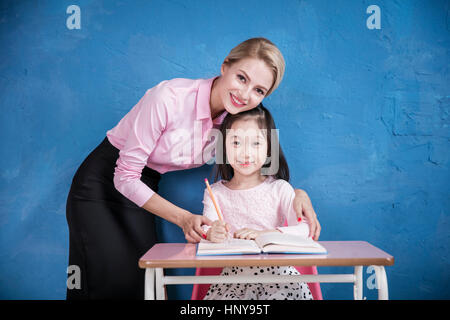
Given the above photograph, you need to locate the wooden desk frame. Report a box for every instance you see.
[139,241,393,300]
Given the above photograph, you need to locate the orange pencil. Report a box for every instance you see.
[204,178,224,221]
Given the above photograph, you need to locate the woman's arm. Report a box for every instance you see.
[142,193,212,243]
[112,89,169,207]
[293,189,321,240]
[112,88,213,243]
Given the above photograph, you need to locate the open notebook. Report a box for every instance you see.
[197,232,327,256]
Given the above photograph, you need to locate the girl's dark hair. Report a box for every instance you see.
[214,103,290,182]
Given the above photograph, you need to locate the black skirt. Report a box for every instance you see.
[66,137,161,299]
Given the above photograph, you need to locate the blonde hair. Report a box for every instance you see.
[223,38,285,96]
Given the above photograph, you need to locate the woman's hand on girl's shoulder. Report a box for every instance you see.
[293,189,321,240]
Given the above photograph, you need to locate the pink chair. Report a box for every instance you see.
[191,266,323,300]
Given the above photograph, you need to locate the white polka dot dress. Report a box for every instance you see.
[203,266,313,300]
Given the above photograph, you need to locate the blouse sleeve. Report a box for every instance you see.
[113,88,170,207]
[275,180,310,238]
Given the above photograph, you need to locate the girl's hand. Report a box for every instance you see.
[294,189,321,240]
[234,228,266,240]
[179,212,212,243]
[207,220,230,243]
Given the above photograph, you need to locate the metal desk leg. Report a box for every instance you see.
[144,268,155,300]
[353,266,363,300]
[155,268,166,300]
[373,265,389,300]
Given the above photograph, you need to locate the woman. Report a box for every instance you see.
[66,37,321,299]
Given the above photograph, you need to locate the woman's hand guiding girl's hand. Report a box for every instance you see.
[179,212,213,243]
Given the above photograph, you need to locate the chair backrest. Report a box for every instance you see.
[191,266,323,300]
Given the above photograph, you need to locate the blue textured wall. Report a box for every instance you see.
[0,0,448,299]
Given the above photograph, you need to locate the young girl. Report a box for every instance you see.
[201,104,314,300]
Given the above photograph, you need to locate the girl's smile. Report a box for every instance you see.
[238,161,254,167]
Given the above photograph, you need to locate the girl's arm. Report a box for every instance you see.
[201,188,230,242]
[201,188,222,227]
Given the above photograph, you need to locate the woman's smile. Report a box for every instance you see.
[230,93,246,108]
